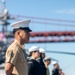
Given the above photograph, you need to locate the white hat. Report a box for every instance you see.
[39,48,45,53]
[10,19,32,32]
[52,61,58,65]
[44,56,51,61]
[29,46,40,52]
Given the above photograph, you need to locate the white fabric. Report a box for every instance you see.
[52,61,58,65]
[44,56,51,61]
[39,48,45,53]
[10,20,31,29]
[29,46,40,52]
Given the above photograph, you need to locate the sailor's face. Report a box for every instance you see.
[34,51,40,58]
[20,30,30,42]
[47,59,51,65]
[55,64,59,69]
[42,53,45,59]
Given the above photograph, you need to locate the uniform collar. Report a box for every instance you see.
[14,39,25,50]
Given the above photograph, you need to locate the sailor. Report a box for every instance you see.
[52,61,60,75]
[36,48,46,75]
[28,46,42,75]
[5,19,32,75]
[44,56,51,75]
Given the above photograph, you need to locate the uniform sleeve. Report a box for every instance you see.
[6,49,18,65]
[28,62,34,75]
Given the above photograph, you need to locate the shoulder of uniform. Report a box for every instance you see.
[7,42,19,53]
[52,68,58,72]
[28,60,34,66]
[36,58,41,61]
[28,59,35,63]
[36,58,40,60]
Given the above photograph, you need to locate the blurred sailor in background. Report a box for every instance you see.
[52,61,60,75]
[36,48,46,75]
[28,46,42,75]
[44,56,51,75]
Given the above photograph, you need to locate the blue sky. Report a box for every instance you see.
[6,0,75,32]
[0,0,75,75]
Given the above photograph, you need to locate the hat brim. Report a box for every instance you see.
[21,27,32,32]
[13,27,32,34]
[16,27,32,32]
[44,59,51,61]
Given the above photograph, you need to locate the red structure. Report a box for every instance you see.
[30,31,75,37]
[27,31,75,43]
[2,31,75,43]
